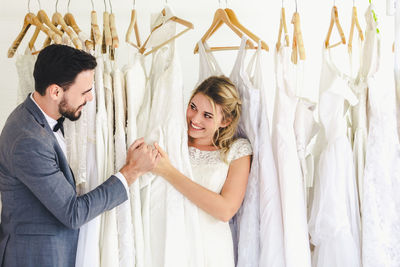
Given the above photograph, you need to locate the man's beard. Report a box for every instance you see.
[58,96,85,121]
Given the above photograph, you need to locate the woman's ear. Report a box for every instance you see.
[220,117,232,128]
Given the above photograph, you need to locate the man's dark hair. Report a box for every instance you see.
[33,44,97,95]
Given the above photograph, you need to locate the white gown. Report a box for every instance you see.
[75,49,101,267]
[189,139,252,267]
[112,66,135,267]
[100,58,120,267]
[294,99,318,208]
[309,46,361,267]
[396,0,400,137]
[124,51,147,267]
[15,48,36,104]
[362,4,400,267]
[140,6,203,267]
[197,37,285,267]
[272,46,311,267]
[230,38,285,267]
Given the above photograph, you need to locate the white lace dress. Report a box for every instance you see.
[308,46,361,267]
[189,138,252,267]
[362,4,400,266]
[272,45,311,267]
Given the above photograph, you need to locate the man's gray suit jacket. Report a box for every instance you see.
[0,95,128,267]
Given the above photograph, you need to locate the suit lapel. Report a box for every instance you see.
[23,95,76,190]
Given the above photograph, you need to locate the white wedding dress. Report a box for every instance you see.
[112,66,136,267]
[15,48,36,104]
[189,138,252,267]
[395,0,400,137]
[124,50,147,267]
[139,6,203,267]
[309,46,361,267]
[197,37,285,267]
[75,48,101,267]
[362,4,400,267]
[272,45,311,267]
[99,58,120,267]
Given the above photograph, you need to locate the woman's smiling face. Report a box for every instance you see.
[186,93,225,145]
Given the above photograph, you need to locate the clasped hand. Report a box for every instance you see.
[121,138,172,185]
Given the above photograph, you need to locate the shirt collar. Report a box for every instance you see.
[30,93,58,130]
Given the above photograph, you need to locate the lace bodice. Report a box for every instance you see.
[189,138,252,165]
[189,138,252,194]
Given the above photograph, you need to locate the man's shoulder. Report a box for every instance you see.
[1,103,48,148]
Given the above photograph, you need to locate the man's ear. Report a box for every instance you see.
[47,84,63,101]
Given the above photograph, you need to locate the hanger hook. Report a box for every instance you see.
[37,0,41,10]
[55,0,59,12]
[108,0,113,13]
[67,0,71,12]
[133,0,136,9]
[295,0,298,12]
[28,0,31,12]
[103,0,107,11]
[90,0,94,10]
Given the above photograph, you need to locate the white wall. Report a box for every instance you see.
[0,0,396,130]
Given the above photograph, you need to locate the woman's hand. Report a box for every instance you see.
[152,143,173,177]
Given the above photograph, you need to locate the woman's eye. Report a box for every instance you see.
[204,114,212,119]
[190,104,197,110]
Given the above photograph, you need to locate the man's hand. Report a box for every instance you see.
[120,138,160,185]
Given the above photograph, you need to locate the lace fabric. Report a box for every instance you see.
[189,138,252,166]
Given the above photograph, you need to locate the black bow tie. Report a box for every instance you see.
[53,117,65,136]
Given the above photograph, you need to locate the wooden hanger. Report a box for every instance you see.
[102,11,112,53]
[126,9,141,49]
[64,13,81,35]
[109,13,119,49]
[348,6,364,53]
[325,6,346,49]
[276,7,290,50]
[51,12,82,49]
[90,11,102,46]
[291,12,306,64]
[140,7,194,56]
[64,11,94,50]
[28,10,64,51]
[8,13,62,58]
[194,8,255,54]
[209,8,268,52]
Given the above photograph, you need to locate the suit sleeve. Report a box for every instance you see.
[12,137,128,229]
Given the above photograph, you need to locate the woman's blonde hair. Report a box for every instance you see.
[189,76,242,161]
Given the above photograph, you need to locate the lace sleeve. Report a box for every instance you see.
[228,138,252,163]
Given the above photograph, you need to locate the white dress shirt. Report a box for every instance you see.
[30,93,129,193]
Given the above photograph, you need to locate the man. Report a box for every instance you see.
[0,44,158,267]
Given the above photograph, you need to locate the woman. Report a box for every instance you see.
[153,76,252,266]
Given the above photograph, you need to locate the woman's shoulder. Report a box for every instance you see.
[227,138,253,163]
